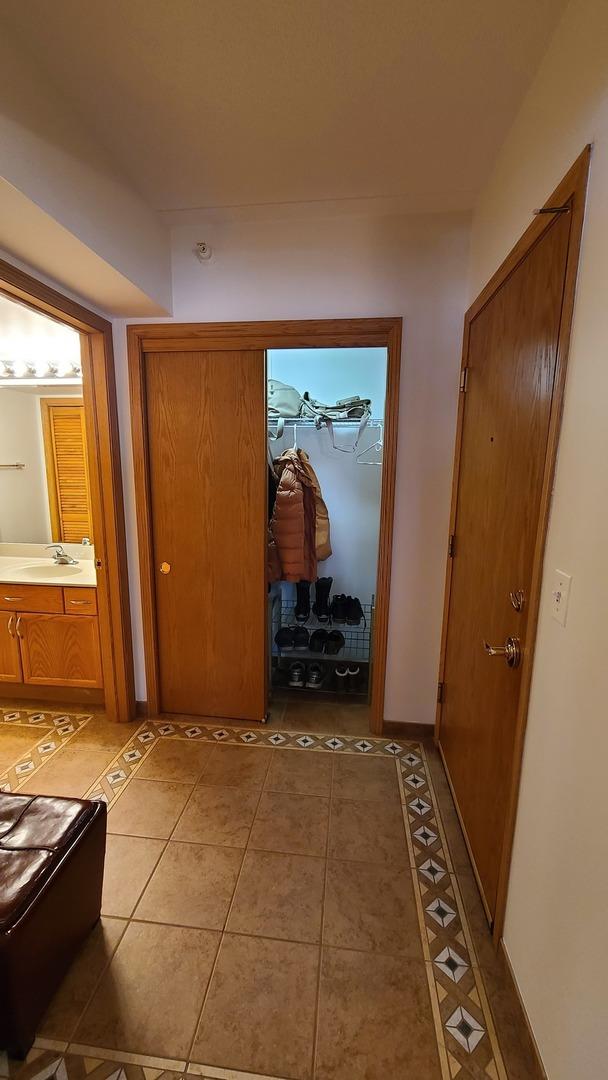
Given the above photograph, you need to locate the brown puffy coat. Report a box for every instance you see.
[269,449,331,582]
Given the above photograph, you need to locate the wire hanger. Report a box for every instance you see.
[292,421,298,450]
[356,428,383,466]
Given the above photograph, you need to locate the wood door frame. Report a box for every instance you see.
[0,258,135,722]
[435,147,591,944]
[128,317,402,734]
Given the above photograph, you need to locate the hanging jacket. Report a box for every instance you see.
[269,448,331,582]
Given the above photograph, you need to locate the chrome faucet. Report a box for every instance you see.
[45,544,79,566]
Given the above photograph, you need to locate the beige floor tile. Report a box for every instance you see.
[107,778,193,839]
[328,797,406,864]
[0,726,40,771]
[277,699,371,736]
[227,850,325,943]
[69,716,140,753]
[101,834,165,918]
[39,917,127,1040]
[191,933,318,1079]
[332,754,399,803]
[20,746,115,798]
[75,921,220,1059]
[135,841,243,929]
[315,947,441,1079]
[173,784,259,847]
[136,739,213,784]
[324,859,422,957]
[265,748,333,796]
[201,744,272,788]
[249,791,329,857]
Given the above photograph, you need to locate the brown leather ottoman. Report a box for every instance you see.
[0,791,106,1058]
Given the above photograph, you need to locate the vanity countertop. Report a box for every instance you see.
[0,555,97,588]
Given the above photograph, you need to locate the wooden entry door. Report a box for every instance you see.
[438,208,576,923]
[145,350,267,720]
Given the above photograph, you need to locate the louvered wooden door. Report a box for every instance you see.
[41,398,93,543]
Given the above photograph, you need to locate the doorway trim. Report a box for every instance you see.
[127,317,402,734]
[0,258,135,723]
[435,147,590,943]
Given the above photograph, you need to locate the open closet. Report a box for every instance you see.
[128,319,401,734]
[267,348,387,727]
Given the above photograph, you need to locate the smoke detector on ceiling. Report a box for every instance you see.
[194,241,212,262]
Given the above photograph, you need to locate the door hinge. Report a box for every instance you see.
[448,534,455,558]
[437,681,444,704]
[459,367,469,393]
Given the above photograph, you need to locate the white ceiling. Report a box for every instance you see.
[1,0,566,214]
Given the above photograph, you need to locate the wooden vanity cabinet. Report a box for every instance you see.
[0,613,23,683]
[0,586,102,689]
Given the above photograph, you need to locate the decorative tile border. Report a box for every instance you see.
[399,746,508,1080]
[0,712,93,794]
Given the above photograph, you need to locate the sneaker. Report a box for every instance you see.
[334,664,349,691]
[293,626,310,651]
[346,597,365,626]
[275,626,295,650]
[305,663,325,689]
[312,577,333,623]
[288,661,305,688]
[347,665,360,692]
[325,630,345,655]
[309,629,329,653]
[330,594,348,623]
[295,580,311,623]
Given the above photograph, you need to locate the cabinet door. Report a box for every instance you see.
[18,614,103,688]
[0,613,23,683]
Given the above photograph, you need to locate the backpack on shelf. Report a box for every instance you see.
[301,393,372,452]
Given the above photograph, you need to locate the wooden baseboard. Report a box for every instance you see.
[382,720,435,740]
[0,685,105,710]
[497,940,548,1079]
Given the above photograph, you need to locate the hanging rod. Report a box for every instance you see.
[0,463,26,470]
[267,418,384,426]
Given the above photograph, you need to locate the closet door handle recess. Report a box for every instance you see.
[15,615,23,639]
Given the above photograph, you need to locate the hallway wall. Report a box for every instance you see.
[113,209,470,722]
[468,1,607,1076]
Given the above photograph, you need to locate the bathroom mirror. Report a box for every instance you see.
[0,294,93,545]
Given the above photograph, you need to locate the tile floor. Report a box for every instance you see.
[0,707,544,1080]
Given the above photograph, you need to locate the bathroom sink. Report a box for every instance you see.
[4,563,83,581]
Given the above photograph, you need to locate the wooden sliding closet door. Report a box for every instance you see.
[145,350,267,720]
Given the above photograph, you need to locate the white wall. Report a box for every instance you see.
[114,209,470,714]
[0,389,50,543]
[268,347,387,602]
[468,2,608,1077]
[0,25,171,314]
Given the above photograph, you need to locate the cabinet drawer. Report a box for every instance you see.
[63,587,97,615]
[19,613,103,688]
[0,584,64,614]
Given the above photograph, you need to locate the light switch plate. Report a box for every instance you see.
[551,569,572,626]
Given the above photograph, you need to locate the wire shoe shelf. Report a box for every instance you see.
[273,600,373,663]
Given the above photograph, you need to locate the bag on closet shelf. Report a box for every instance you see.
[267,380,304,419]
[300,392,372,452]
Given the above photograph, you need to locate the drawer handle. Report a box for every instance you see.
[3,596,23,602]
[68,600,89,606]
[15,615,23,639]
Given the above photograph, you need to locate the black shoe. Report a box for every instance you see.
[346,596,365,626]
[295,580,311,623]
[288,661,305,688]
[334,664,349,691]
[275,626,295,650]
[312,577,333,623]
[347,665,360,692]
[293,626,310,651]
[330,594,348,623]
[309,629,329,653]
[305,662,325,689]
[325,630,345,655]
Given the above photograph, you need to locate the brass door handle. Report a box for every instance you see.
[159,562,171,575]
[7,614,15,638]
[15,615,23,639]
[483,637,521,668]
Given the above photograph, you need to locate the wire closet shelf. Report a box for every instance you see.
[272,599,373,663]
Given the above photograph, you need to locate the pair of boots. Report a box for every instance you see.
[295,577,332,623]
